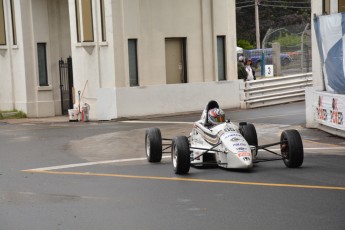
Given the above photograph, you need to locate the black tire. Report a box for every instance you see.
[145,128,162,162]
[240,123,258,147]
[280,130,304,168]
[171,136,190,174]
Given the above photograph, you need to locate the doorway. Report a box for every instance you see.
[59,57,74,115]
[165,38,187,84]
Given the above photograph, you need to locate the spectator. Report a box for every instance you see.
[245,58,255,81]
[237,56,248,81]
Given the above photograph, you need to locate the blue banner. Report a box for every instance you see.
[314,13,345,94]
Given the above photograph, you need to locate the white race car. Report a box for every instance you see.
[145,100,304,174]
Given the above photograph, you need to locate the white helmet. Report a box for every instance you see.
[208,108,225,125]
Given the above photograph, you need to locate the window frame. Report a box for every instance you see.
[339,0,345,12]
[217,36,227,81]
[100,0,106,41]
[9,0,16,45]
[37,43,49,86]
[75,0,81,42]
[0,0,6,45]
[128,39,139,87]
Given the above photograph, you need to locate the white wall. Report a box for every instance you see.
[96,80,242,120]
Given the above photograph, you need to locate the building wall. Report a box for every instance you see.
[1,0,239,119]
[0,0,71,117]
[70,0,238,120]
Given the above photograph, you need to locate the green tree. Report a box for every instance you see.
[237,39,255,50]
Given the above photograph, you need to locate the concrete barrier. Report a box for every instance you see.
[241,73,313,109]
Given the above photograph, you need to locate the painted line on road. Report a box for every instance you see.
[121,120,194,124]
[22,170,345,191]
[22,156,167,171]
[23,146,345,172]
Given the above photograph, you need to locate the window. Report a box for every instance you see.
[0,0,6,45]
[339,0,345,12]
[100,0,106,41]
[128,39,138,86]
[322,0,330,14]
[37,43,48,86]
[217,36,226,81]
[75,0,81,42]
[81,0,93,42]
[10,0,16,45]
[75,0,94,42]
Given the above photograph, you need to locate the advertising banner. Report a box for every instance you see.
[314,13,345,94]
[314,91,345,130]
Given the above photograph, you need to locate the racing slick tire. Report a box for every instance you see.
[240,123,258,147]
[145,128,163,162]
[280,129,304,168]
[171,136,190,174]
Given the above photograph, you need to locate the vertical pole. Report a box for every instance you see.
[255,0,260,49]
[59,59,64,115]
[67,56,74,109]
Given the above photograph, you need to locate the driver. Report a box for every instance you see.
[208,108,225,126]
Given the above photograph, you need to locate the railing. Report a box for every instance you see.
[241,73,313,109]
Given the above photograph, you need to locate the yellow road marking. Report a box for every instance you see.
[22,170,345,191]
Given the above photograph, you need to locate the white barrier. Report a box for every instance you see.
[241,73,313,109]
[92,80,242,120]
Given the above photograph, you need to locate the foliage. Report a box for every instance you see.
[236,0,311,47]
[0,110,27,119]
[272,34,301,47]
[237,39,255,50]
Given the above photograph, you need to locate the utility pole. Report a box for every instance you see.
[255,0,261,49]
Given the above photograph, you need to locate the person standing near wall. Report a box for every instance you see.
[237,56,248,81]
[245,58,255,81]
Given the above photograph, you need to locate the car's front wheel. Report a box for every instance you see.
[240,123,258,147]
[145,128,162,162]
[171,136,190,174]
[280,130,304,168]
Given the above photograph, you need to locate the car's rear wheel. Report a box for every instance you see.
[280,130,304,168]
[145,128,162,162]
[171,136,190,174]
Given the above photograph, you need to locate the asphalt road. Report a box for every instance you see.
[1,102,345,230]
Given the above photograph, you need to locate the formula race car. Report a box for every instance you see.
[145,100,304,174]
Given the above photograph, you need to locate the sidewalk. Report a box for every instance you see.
[0,116,70,124]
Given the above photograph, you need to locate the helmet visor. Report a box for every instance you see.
[214,116,225,123]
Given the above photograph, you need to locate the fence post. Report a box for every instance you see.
[272,42,281,76]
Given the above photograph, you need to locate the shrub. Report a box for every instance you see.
[237,39,255,50]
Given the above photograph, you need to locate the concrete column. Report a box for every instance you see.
[272,42,281,76]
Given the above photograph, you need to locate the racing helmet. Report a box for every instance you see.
[208,108,225,125]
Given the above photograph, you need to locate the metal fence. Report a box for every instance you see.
[242,24,312,78]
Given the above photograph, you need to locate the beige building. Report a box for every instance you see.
[0,0,241,120]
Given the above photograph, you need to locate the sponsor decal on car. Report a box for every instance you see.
[233,143,247,147]
[223,127,236,132]
[223,133,242,139]
[230,137,245,142]
[237,152,251,157]
[236,147,247,151]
